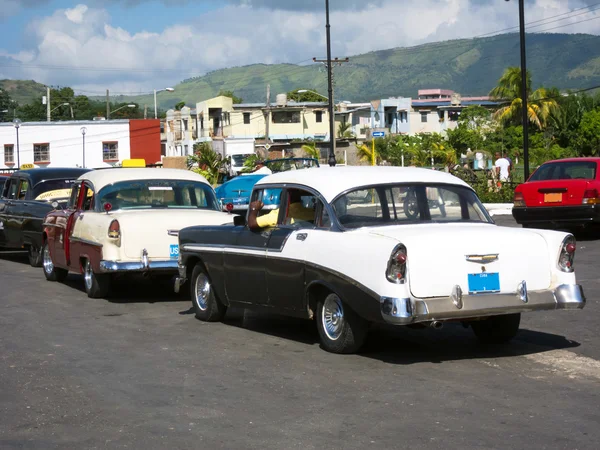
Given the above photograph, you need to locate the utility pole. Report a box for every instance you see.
[312,57,348,165]
[106,89,110,120]
[517,0,530,180]
[46,87,50,122]
[264,84,271,156]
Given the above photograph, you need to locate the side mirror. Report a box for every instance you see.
[233,215,246,227]
[51,201,60,210]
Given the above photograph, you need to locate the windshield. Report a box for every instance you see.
[265,159,318,173]
[33,179,79,201]
[529,161,597,181]
[231,154,252,166]
[332,183,491,229]
[97,179,220,211]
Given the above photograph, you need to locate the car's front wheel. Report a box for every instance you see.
[471,313,521,344]
[190,264,227,322]
[317,293,368,354]
[42,241,68,282]
[83,259,111,298]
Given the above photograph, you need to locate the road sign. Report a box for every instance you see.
[372,131,385,137]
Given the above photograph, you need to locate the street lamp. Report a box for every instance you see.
[506,0,530,179]
[80,127,87,168]
[154,88,175,119]
[13,119,21,168]
[297,89,328,101]
[49,103,70,120]
[109,104,136,118]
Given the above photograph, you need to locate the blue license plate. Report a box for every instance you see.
[232,197,245,205]
[169,244,179,259]
[468,272,500,294]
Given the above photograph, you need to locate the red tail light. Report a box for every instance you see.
[514,191,525,207]
[386,244,407,284]
[558,235,576,273]
[582,189,600,205]
[226,202,234,212]
[108,219,120,239]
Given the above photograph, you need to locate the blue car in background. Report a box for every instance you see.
[215,157,319,212]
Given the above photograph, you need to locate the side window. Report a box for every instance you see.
[81,184,95,211]
[69,183,81,210]
[251,187,283,228]
[7,179,18,199]
[17,179,30,200]
[282,189,318,228]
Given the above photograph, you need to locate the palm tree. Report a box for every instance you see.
[489,67,558,129]
[357,144,377,165]
[301,142,321,159]
[338,121,354,139]
[188,142,228,186]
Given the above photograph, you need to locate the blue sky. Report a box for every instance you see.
[1,0,599,94]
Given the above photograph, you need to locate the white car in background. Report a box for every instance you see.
[42,168,232,298]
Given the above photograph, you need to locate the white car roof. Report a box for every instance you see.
[80,168,211,192]
[255,166,472,202]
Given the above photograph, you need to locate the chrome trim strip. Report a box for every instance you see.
[465,254,499,264]
[99,259,178,273]
[167,230,179,237]
[70,236,103,248]
[380,283,585,325]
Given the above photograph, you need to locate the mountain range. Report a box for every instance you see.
[4,33,600,110]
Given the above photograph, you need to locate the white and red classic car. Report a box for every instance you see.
[176,166,585,354]
[42,168,232,298]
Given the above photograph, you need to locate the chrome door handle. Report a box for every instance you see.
[296,233,307,241]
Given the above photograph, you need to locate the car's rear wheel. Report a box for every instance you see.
[83,259,110,298]
[42,241,68,282]
[190,264,227,322]
[471,313,521,344]
[28,244,42,268]
[317,293,368,354]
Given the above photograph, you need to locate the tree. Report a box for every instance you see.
[489,67,558,129]
[217,90,243,104]
[287,89,326,103]
[301,142,321,159]
[187,142,230,186]
[338,121,354,139]
[0,89,18,122]
[576,109,600,156]
[174,101,186,111]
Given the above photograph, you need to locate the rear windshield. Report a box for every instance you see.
[529,161,597,181]
[33,179,78,201]
[97,179,219,211]
[332,183,491,229]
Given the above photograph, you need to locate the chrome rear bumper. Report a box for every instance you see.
[99,259,178,273]
[381,284,585,325]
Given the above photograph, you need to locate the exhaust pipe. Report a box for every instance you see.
[429,321,443,330]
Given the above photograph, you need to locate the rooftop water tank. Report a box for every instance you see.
[276,93,287,107]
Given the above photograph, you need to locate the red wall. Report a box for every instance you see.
[129,119,161,164]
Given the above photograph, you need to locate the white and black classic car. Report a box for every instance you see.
[176,166,585,354]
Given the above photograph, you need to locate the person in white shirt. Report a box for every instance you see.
[494,152,511,182]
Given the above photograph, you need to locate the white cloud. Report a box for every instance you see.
[0,0,599,96]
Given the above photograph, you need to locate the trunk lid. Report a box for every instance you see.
[112,209,232,260]
[520,179,591,207]
[365,223,552,298]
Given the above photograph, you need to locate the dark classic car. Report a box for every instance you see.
[0,167,92,266]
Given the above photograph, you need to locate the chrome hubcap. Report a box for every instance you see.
[194,273,210,311]
[42,245,53,274]
[322,295,345,341]
[84,261,93,291]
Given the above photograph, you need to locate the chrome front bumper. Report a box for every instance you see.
[380,284,586,325]
[173,263,187,294]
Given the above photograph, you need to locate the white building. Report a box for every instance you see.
[0,119,161,170]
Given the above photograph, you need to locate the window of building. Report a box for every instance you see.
[243,112,251,124]
[184,145,189,155]
[183,119,188,131]
[438,111,445,122]
[4,144,14,165]
[400,111,408,123]
[420,112,428,123]
[33,143,50,163]
[272,111,301,124]
[315,111,323,123]
[103,142,119,161]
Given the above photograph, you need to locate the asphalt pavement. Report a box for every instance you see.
[1,216,599,449]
